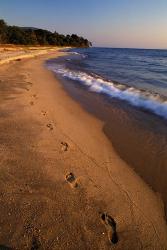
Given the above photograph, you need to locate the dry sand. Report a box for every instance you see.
[0,45,65,65]
[0,48,167,249]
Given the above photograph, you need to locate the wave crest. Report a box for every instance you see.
[47,64,167,119]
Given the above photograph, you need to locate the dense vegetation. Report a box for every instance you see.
[0,19,92,47]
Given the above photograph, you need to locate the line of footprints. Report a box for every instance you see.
[28,90,69,152]
[28,88,118,245]
[65,172,118,245]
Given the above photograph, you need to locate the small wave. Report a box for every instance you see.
[69,52,80,55]
[47,64,167,119]
[68,51,86,58]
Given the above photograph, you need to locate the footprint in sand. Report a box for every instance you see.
[41,110,47,116]
[46,123,53,130]
[61,142,69,151]
[100,212,118,244]
[32,94,37,99]
[30,101,34,106]
[25,81,33,92]
[65,172,78,188]
[27,81,33,86]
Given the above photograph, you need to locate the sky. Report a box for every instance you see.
[0,0,167,49]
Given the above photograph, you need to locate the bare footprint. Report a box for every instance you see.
[65,173,78,188]
[32,94,37,99]
[100,213,118,244]
[61,142,69,151]
[46,123,53,130]
[27,81,33,86]
[26,81,32,91]
[30,101,34,106]
[41,110,47,116]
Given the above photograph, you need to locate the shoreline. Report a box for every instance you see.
[0,50,167,249]
[53,63,167,218]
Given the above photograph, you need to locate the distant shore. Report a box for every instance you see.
[0,47,167,249]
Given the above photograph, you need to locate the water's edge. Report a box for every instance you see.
[45,51,167,217]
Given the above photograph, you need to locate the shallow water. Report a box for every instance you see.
[47,47,167,120]
[69,47,167,97]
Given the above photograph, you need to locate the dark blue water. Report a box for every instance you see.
[71,47,167,94]
[47,47,167,119]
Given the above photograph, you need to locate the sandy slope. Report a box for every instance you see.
[0,50,167,249]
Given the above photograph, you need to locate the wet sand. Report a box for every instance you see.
[58,75,167,217]
[0,51,167,249]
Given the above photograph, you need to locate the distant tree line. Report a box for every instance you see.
[0,19,92,47]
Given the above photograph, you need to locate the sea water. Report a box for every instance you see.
[47,47,167,120]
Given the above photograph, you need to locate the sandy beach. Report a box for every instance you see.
[0,45,64,65]
[0,48,167,249]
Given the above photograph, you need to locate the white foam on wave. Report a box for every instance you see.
[48,64,167,119]
[68,51,87,58]
[69,52,80,55]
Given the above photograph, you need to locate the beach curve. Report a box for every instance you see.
[0,48,167,249]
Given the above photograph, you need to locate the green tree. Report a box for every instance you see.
[0,19,8,43]
[0,19,92,47]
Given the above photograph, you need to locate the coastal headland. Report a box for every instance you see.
[0,47,167,249]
